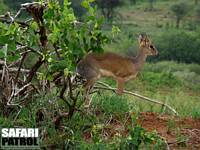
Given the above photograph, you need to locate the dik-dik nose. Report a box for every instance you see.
[153,48,158,55]
[150,45,158,55]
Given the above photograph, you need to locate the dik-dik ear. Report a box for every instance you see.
[138,33,147,46]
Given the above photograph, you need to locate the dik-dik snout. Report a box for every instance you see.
[149,44,158,55]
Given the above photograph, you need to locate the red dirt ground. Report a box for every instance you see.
[84,112,200,149]
[138,112,200,149]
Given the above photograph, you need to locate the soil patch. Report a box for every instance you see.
[138,112,200,149]
[83,112,200,149]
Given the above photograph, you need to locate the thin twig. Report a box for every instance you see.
[67,75,79,118]
[16,42,43,56]
[59,76,71,108]
[168,139,188,146]
[95,81,178,115]
[1,44,8,82]
[13,106,22,121]
[25,18,33,23]
[14,83,31,97]
[0,14,28,27]
[7,79,15,105]
[68,75,76,101]
[15,52,28,83]
[30,84,41,94]
[26,57,44,83]
[164,139,171,150]
[21,2,47,8]
[14,8,26,19]
[0,68,30,74]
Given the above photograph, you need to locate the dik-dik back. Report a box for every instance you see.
[77,52,135,80]
[77,33,158,94]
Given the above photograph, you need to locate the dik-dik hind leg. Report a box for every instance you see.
[83,78,96,107]
[116,78,125,95]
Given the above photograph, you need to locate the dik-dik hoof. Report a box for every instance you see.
[116,90,123,95]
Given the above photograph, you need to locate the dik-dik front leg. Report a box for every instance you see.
[116,78,125,95]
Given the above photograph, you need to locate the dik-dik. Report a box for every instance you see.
[77,33,158,98]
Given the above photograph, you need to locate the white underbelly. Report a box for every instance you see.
[124,73,137,81]
[100,69,116,78]
[100,69,137,81]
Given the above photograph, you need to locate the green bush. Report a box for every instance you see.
[3,0,31,11]
[120,126,165,150]
[170,1,190,28]
[143,61,200,90]
[140,72,182,88]
[0,0,7,13]
[144,61,200,75]
[92,94,130,116]
[152,31,200,64]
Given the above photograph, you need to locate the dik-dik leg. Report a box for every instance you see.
[83,78,96,107]
[116,78,125,95]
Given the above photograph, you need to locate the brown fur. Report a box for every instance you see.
[77,34,158,99]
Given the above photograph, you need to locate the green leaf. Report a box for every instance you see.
[81,0,89,9]
[7,53,20,62]
[8,41,16,51]
[0,35,9,44]
[30,22,39,30]
[64,0,71,7]
[48,57,53,63]
[64,68,69,76]
[9,24,16,34]
[0,49,5,58]
[112,25,121,35]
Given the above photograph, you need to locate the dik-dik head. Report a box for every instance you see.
[138,34,158,56]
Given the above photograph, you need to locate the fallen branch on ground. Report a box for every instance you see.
[94,81,178,115]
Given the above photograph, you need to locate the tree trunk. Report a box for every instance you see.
[130,0,136,5]
[149,0,154,11]
[176,17,180,28]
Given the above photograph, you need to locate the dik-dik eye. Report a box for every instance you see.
[150,45,154,49]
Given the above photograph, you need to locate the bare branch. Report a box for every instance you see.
[21,2,47,8]
[15,52,28,83]
[0,68,30,74]
[0,60,4,65]
[59,77,71,108]
[26,57,44,83]
[68,75,76,101]
[94,81,178,115]
[16,42,43,56]
[14,8,26,19]
[15,83,31,98]
[0,17,28,27]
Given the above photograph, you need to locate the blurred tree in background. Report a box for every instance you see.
[171,2,190,28]
[58,0,87,19]
[154,31,200,64]
[3,0,32,11]
[96,0,122,22]
[148,0,155,11]
[0,0,7,14]
[71,0,86,18]
[130,0,137,5]
[195,5,200,23]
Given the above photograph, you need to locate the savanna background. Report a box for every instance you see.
[0,0,200,149]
